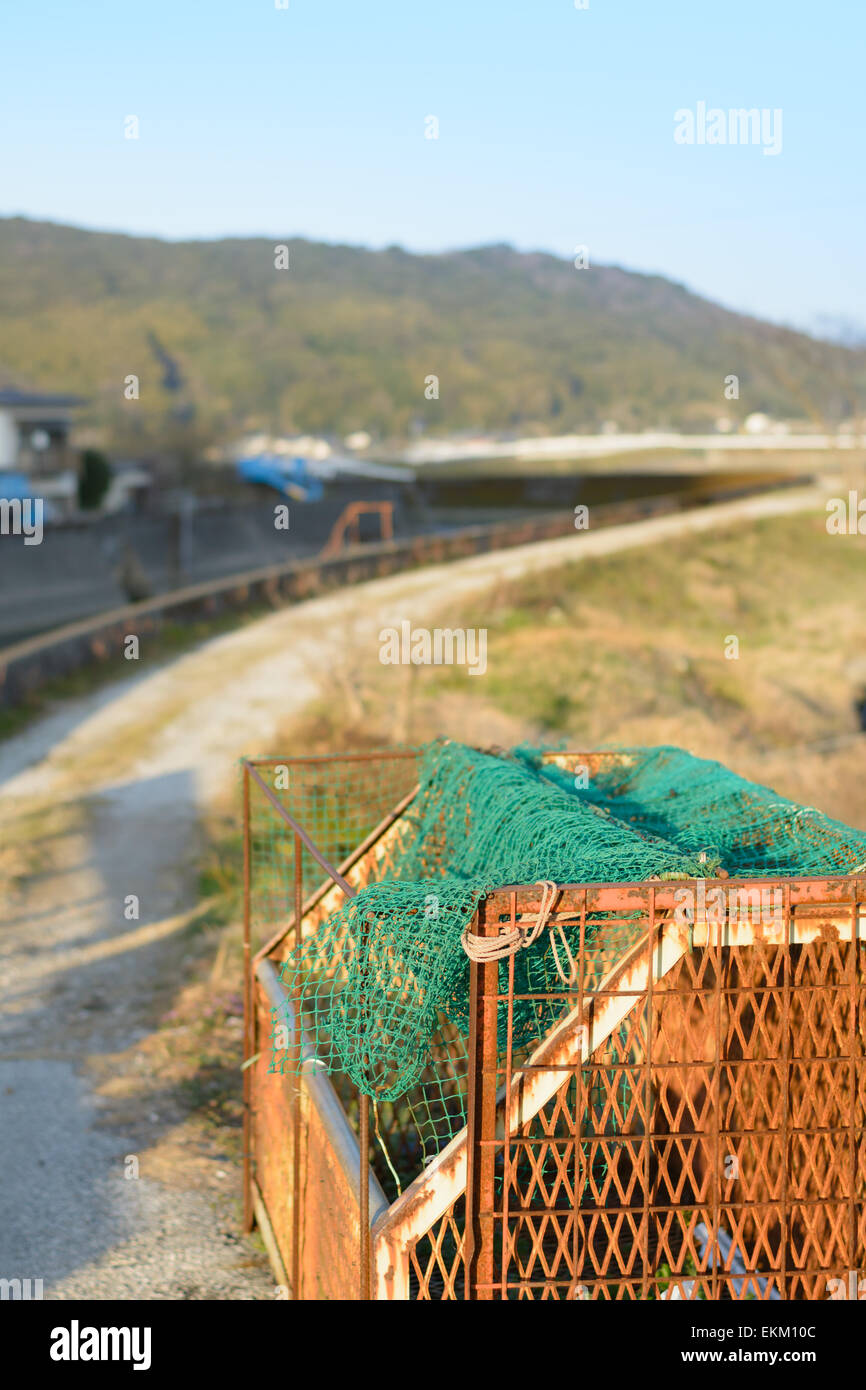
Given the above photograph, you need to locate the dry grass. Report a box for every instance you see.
[266,511,866,831]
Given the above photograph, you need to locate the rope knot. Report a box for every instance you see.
[461,882,576,984]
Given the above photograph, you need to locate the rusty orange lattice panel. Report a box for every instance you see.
[409,1196,466,1300]
[460,879,865,1301]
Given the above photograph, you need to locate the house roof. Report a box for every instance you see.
[0,389,86,409]
[0,365,86,410]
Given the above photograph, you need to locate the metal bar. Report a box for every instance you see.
[253,783,418,964]
[463,940,480,1291]
[246,750,419,766]
[848,890,858,1289]
[480,1260,863,1291]
[711,887,723,1301]
[359,875,371,1301]
[246,762,356,897]
[242,761,254,1232]
[464,896,500,1299]
[292,830,303,1300]
[360,1095,371,1299]
[780,882,791,1298]
[251,1178,290,1291]
[468,876,866,915]
[569,887,589,1296]
[500,1126,856,1145]
[501,894,516,1298]
[640,888,655,1297]
[484,1196,853,1217]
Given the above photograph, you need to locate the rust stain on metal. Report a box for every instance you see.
[245,744,866,1300]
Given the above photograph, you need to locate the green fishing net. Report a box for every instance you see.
[267,740,866,1179]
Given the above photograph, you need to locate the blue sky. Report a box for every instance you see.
[2,0,862,332]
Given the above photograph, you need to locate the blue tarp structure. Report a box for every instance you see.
[0,471,36,500]
[236,455,324,502]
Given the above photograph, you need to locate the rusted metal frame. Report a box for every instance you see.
[462,950,480,1291]
[247,749,419,766]
[711,893,723,1300]
[492,988,647,1005]
[570,887,588,1295]
[245,762,356,899]
[360,1096,371,1298]
[487,1196,844,1217]
[250,1177,290,1290]
[320,500,394,558]
[504,1120,857,1137]
[848,889,859,1288]
[242,762,254,1232]
[640,889,655,1297]
[500,892,517,1298]
[373,891,693,1298]
[780,883,791,1297]
[490,985,852,1007]
[359,901,371,1300]
[486,875,866,919]
[253,783,418,964]
[464,895,501,1299]
[479,928,502,1301]
[255,959,389,1277]
[246,756,412,1297]
[539,750,640,780]
[291,831,303,1299]
[372,874,866,1299]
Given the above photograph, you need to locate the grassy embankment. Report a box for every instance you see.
[247,510,866,827]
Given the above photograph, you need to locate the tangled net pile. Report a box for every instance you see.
[270,740,866,1117]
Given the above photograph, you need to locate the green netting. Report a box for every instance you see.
[527,744,866,878]
[268,739,866,1181]
[269,741,696,1098]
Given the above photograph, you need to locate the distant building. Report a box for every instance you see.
[0,369,85,513]
[743,412,772,435]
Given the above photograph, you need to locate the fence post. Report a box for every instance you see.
[360,1094,371,1299]
[242,762,254,1232]
[292,830,303,1298]
[464,895,500,1299]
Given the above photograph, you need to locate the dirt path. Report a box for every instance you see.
[0,486,822,1299]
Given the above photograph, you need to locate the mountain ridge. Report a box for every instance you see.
[0,216,862,446]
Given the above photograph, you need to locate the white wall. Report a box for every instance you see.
[0,409,20,469]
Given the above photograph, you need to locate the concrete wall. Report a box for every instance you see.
[0,411,19,470]
[0,492,404,646]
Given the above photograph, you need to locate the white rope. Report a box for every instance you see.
[548,918,579,987]
[462,881,573,983]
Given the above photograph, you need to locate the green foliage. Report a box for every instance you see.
[1,218,863,446]
[77,448,112,509]
[651,1253,707,1300]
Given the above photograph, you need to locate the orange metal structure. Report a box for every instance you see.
[242,750,866,1300]
[320,501,394,557]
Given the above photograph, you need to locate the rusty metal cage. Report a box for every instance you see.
[242,750,866,1301]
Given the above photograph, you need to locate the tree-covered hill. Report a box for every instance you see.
[1,217,862,446]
